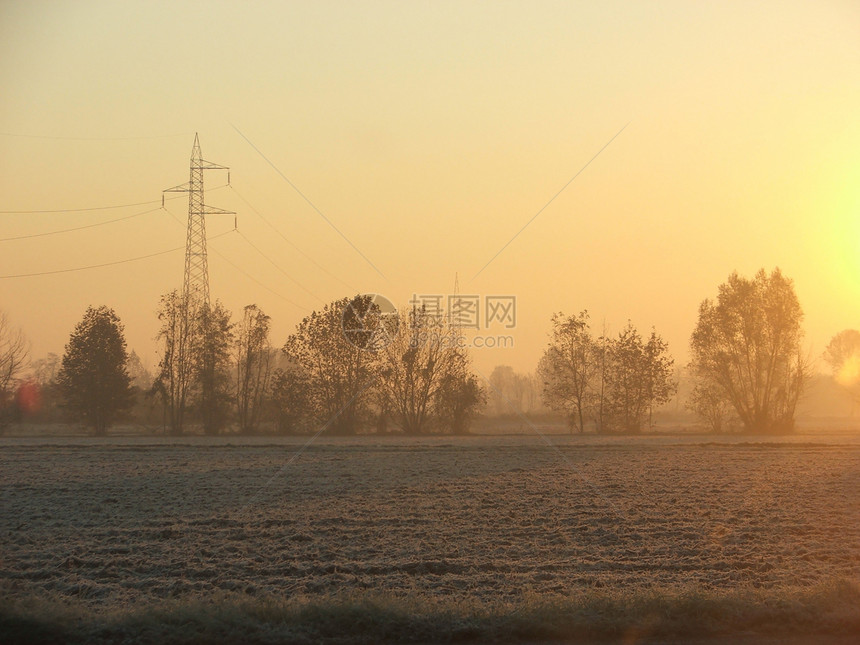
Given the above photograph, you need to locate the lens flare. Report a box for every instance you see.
[16,380,41,415]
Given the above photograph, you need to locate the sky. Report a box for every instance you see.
[1,0,858,377]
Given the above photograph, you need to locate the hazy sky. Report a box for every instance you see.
[1,1,858,376]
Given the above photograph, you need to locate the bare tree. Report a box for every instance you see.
[487,366,546,417]
[0,311,28,395]
[603,323,676,433]
[378,306,464,434]
[153,290,199,435]
[31,353,60,386]
[126,350,152,390]
[195,301,234,435]
[235,304,272,434]
[691,268,809,434]
[643,329,677,429]
[688,380,736,432]
[488,365,518,415]
[538,313,675,434]
[0,311,28,426]
[538,311,599,433]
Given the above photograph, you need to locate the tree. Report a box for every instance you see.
[488,365,517,415]
[823,329,860,403]
[283,295,379,434]
[688,380,736,432]
[153,290,198,435]
[538,311,599,433]
[434,367,486,434]
[126,350,152,390]
[0,311,28,428]
[487,366,544,416]
[377,306,466,434]
[642,329,677,429]
[195,301,234,435]
[235,304,272,433]
[603,323,676,433]
[270,361,312,434]
[20,353,62,424]
[57,306,133,435]
[31,352,60,386]
[690,268,809,434]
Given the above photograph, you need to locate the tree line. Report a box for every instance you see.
[537,312,676,433]
[0,292,486,436]
[538,268,814,434]
[1,267,854,435]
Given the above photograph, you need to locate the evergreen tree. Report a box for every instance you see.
[57,306,132,435]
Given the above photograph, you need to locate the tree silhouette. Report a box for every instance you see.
[823,329,860,404]
[235,304,272,434]
[434,367,485,435]
[283,296,378,435]
[538,311,599,433]
[0,311,28,429]
[270,361,312,434]
[691,268,809,434]
[604,323,675,433]
[688,379,736,432]
[375,305,485,435]
[57,306,132,435]
[153,290,198,435]
[539,313,675,433]
[377,306,458,434]
[195,301,233,435]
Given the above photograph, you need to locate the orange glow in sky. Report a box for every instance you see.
[1,1,858,375]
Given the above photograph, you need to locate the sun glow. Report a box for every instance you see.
[836,352,860,389]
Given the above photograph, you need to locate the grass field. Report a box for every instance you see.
[2,433,859,643]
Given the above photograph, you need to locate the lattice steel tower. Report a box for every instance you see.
[164,134,233,305]
[452,271,463,340]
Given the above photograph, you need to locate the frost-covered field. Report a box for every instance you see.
[2,434,860,643]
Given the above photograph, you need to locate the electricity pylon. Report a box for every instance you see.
[452,271,463,341]
[163,133,233,306]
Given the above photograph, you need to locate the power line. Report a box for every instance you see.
[163,205,309,312]
[229,184,358,293]
[0,206,162,242]
[0,198,161,214]
[471,122,629,282]
[236,229,325,304]
[208,242,311,312]
[1,184,228,215]
[0,230,232,279]
[0,131,192,141]
[230,123,387,281]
